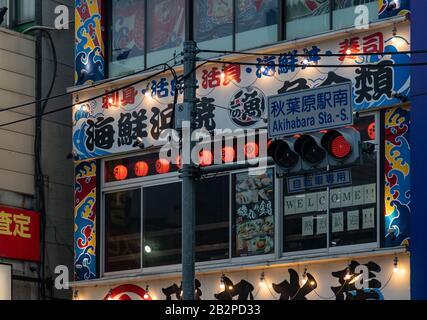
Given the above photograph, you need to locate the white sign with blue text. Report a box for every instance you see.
[268,83,353,138]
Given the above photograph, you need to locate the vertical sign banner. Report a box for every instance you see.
[74,161,97,281]
[0,207,40,262]
[384,106,410,247]
[0,264,12,300]
[75,0,105,85]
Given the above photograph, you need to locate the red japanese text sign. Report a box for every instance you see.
[0,206,40,262]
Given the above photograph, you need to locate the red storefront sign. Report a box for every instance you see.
[0,206,40,262]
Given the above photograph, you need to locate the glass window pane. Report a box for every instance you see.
[329,115,377,247]
[0,1,8,26]
[16,0,34,24]
[286,0,330,40]
[147,0,185,67]
[283,188,328,253]
[194,0,233,57]
[110,0,145,77]
[233,169,275,258]
[195,176,230,262]
[236,0,278,50]
[105,189,141,273]
[333,0,378,30]
[143,183,182,268]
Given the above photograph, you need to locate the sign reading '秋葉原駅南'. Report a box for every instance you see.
[267,83,353,138]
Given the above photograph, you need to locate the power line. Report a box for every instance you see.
[198,58,427,68]
[0,65,176,128]
[0,56,179,114]
[198,48,427,58]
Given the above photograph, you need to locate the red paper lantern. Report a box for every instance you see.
[222,146,236,163]
[199,150,213,167]
[244,142,259,159]
[134,161,149,177]
[368,122,376,140]
[156,159,170,174]
[114,165,128,181]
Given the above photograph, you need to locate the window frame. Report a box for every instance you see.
[281,111,381,258]
[100,152,279,278]
[106,0,382,78]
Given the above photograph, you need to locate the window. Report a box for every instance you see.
[283,114,378,254]
[286,0,330,40]
[147,0,185,67]
[194,0,233,54]
[233,169,275,258]
[110,0,146,77]
[0,0,35,30]
[15,0,34,25]
[143,183,182,268]
[105,189,141,273]
[236,0,278,50]
[333,0,378,30]
[0,0,8,27]
[195,175,230,262]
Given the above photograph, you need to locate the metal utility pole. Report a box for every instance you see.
[181,40,197,300]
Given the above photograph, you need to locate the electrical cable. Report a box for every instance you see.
[0,64,178,128]
[0,56,179,114]
[198,48,427,58]
[198,58,427,68]
[26,28,58,300]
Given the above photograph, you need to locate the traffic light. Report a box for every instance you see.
[269,127,361,172]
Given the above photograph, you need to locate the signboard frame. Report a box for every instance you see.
[267,83,354,138]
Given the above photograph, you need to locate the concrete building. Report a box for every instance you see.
[0,0,74,300]
[70,0,420,300]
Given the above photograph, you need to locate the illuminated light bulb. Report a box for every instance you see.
[145,245,152,254]
[309,281,316,287]
[303,59,309,65]
[344,268,352,280]
[301,277,308,286]
[228,286,233,291]
[393,256,399,273]
[144,285,150,300]
[259,272,265,287]
[346,49,352,55]
[108,97,114,104]
[144,90,151,97]
[301,268,308,286]
[260,66,266,73]
[220,275,225,290]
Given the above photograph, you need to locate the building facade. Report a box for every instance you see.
[0,0,75,300]
[71,0,414,300]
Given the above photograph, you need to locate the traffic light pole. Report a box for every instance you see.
[182,41,197,300]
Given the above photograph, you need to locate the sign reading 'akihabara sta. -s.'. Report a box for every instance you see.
[73,25,410,160]
[268,83,353,138]
[0,206,40,262]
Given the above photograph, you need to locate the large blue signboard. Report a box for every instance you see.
[268,83,353,138]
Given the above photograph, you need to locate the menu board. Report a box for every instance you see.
[234,169,274,257]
